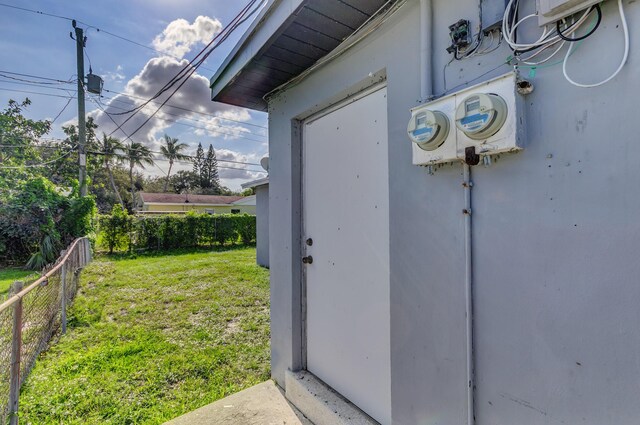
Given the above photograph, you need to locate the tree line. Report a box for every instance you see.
[0,98,251,267]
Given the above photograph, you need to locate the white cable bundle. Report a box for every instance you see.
[562,0,629,88]
[502,0,592,65]
[502,0,629,87]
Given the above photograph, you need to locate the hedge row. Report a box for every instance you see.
[98,207,256,253]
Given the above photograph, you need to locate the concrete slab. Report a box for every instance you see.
[285,371,379,425]
[164,381,313,425]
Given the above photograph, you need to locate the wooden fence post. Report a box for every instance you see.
[87,238,92,262]
[8,281,23,425]
[61,263,67,334]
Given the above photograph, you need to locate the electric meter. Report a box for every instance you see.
[407,108,450,151]
[455,93,507,140]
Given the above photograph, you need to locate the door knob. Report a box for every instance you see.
[302,256,313,264]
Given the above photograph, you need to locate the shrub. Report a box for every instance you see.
[235,214,257,245]
[96,212,257,253]
[98,205,132,254]
[0,177,96,268]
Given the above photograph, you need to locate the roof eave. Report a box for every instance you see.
[241,177,269,189]
[210,0,305,110]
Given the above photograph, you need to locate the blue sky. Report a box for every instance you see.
[0,0,269,190]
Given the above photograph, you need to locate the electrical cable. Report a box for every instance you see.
[0,86,77,99]
[0,78,268,139]
[88,98,264,167]
[517,8,596,66]
[0,136,266,168]
[102,88,267,129]
[87,150,266,174]
[108,0,264,141]
[107,0,261,119]
[0,3,220,73]
[557,4,601,42]
[0,145,77,169]
[0,82,269,142]
[0,68,269,129]
[562,0,629,88]
[51,97,74,124]
[454,0,485,60]
[439,61,511,98]
[0,78,269,138]
[103,0,257,125]
[502,0,593,54]
[0,2,72,22]
[98,96,267,138]
[0,72,74,85]
[90,95,267,143]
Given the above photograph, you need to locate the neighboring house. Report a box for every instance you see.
[242,177,269,268]
[210,1,640,425]
[137,192,256,215]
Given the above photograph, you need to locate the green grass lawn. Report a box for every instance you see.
[18,247,270,424]
[0,268,39,297]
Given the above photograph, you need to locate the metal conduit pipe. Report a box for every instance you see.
[420,0,433,101]
[463,163,475,425]
[419,2,475,423]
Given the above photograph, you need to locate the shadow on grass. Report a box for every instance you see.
[95,243,257,261]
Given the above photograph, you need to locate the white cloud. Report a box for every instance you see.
[215,148,266,181]
[81,15,268,190]
[103,65,126,83]
[152,16,222,59]
[90,56,253,148]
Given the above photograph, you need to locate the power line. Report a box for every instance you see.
[105,0,263,140]
[0,2,73,22]
[91,96,267,143]
[88,150,266,174]
[88,97,265,169]
[76,99,265,167]
[0,145,77,169]
[1,142,265,169]
[51,97,74,123]
[0,71,74,85]
[100,95,267,138]
[0,82,268,141]
[100,0,264,121]
[0,68,269,129]
[0,86,76,99]
[102,88,268,129]
[0,3,219,73]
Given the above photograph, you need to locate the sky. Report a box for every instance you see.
[0,0,269,190]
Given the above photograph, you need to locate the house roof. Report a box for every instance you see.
[139,192,244,205]
[210,0,392,111]
[241,177,269,189]
[231,195,257,205]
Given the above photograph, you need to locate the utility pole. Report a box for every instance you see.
[72,20,87,197]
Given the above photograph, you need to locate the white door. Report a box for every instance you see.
[303,86,391,425]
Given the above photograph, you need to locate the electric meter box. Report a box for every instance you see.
[410,95,458,166]
[536,0,602,26]
[454,72,525,159]
[409,72,524,167]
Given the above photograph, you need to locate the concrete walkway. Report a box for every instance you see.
[164,381,313,425]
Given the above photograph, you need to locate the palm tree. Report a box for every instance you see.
[159,134,189,192]
[123,142,154,209]
[97,133,125,207]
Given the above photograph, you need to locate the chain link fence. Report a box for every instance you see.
[0,237,91,424]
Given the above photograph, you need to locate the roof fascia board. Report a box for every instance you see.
[241,177,270,189]
[210,0,306,100]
